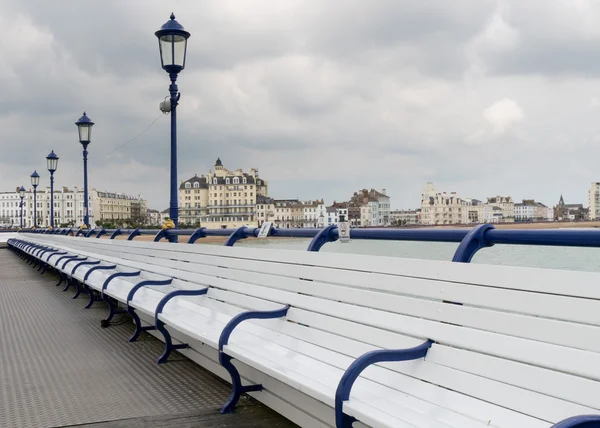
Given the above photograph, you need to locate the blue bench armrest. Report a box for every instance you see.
[126,278,173,303]
[553,415,600,427]
[217,305,290,414]
[218,305,290,352]
[335,339,434,428]
[83,264,118,281]
[71,260,101,275]
[154,287,209,324]
[101,271,141,295]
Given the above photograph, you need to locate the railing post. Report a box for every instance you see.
[224,226,250,247]
[188,227,207,244]
[110,229,122,239]
[452,224,495,263]
[307,225,338,252]
[127,228,141,241]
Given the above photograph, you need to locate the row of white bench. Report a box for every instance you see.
[8,234,600,428]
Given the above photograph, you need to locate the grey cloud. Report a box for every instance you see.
[1,0,599,211]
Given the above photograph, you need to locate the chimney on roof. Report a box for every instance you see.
[382,188,386,195]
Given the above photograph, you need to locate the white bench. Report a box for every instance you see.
[8,234,600,428]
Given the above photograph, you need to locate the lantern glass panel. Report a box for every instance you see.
[47,157,58,172]
[78,124,91,142]
[173,35,187,68]
[159,35,173,67]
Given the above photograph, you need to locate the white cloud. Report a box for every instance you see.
[483,98,525,134]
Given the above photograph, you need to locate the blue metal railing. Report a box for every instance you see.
[16,223,600,263]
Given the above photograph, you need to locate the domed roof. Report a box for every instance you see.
[215,157,222,167]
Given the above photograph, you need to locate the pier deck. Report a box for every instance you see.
[0,249,297,428]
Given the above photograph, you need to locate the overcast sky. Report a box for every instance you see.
[1,0,600,210]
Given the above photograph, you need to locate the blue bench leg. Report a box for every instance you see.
[219,354,262,414]
[155,320,188,364]
[72,280,81,299]
[127,307,156,342]
[55,273,64,287]
[339,414,357,428]
[101,297,127,327]
[84,286,96,309]
[63,277,73,292]
[39,264,47,275]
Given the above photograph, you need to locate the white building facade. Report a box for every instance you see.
[589,182,600,220]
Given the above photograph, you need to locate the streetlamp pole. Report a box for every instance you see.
[30,171,39,228]
[19,186,25,228]
[75,113,94,229]
[46,150,59,228]
[155,13,191,242]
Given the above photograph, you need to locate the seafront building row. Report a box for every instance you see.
[0,187,147,228]
[2,158,597,229]
[177,158,392,229]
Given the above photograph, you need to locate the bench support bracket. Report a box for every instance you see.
[118,278,173,336]
[81,265,118,308]
[218,305,290,414]
[334,339,434,428]
[152,288,209,359]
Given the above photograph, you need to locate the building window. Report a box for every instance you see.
[185,182,191,188]
[226,178,230,184]
[193,182,199,188]
[233,177,239,184]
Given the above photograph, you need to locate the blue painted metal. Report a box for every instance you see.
[76,229,86,237]
[110,229,122,239]
[156,15,191,242]
[54,254,79,268]
[71,260,101,275]
[46,150,58,227]
[19,188,24,228]
[152,287,209,359]
[552,415,600,427]
[224,226,249,247]
[218,305,290,414]
[126,278,173,303]
[76,112,94,229]
[307,224,338,251]
[84,229,96,238]
[187,227,207,244]
[31,170,39,228]
[334,339,434,428]
[61,256,87,270]
[96,228,107,238]
[154,229,167,242]
[452,224,495,263]
[128,228,141,241]
[83,264,118,282]
[100,271,141,296]
[46,251,68,263]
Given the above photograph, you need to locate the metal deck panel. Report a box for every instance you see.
[0,249,297,428]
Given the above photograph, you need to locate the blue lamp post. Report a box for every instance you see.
[75,112,94,229]
[46,150,59,228]
[30,171,39,228]
[19,186,25,228]
[155,13,191,242]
